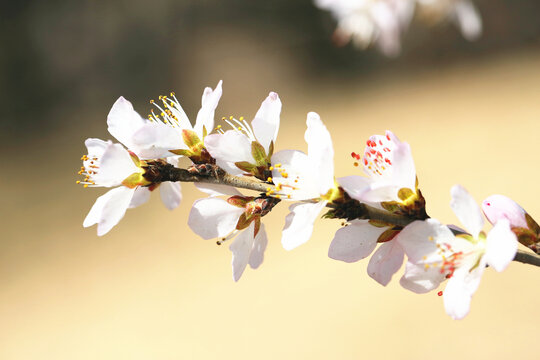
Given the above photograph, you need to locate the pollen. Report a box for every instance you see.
[269,166,274,171]
[437,291,443,296]
[267,177,273,182]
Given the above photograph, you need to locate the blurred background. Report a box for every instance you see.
[1,0,540,358]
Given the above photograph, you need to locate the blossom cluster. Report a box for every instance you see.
[314,0,482,56]
[78,81,538,320]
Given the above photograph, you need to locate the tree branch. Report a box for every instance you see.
[148,162,540,268]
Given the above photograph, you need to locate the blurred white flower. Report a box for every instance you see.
[417,0,482,41]
[397,185,517,320]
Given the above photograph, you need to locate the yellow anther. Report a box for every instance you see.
[150,99,154,104]
[269,166,273,171]
[287,194,291,199]
[222,116,226,120]
[170,91,175,96]
[239,116,244,121]
[83,184,89,188]
[229,116,233,120]
[267,177,272,182]
[275,195,281,199]
[353,162,359,167]
[76,181,81,184]
[424,264,430,269]
[428,236,434,241]
[275,163,281,168]
[281,172,288,178]
[216,125,221,129]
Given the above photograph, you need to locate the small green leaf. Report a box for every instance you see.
[377,228,400,243]
[525,213,540,235]
[267,140,275,159]
[251,141,267,166]
[169,149,193,157]
[236,213,254,230]
[182,129,202,149]
[368,220,391,228]
[235,161,257,174]
[381,201,400,213]
[398,188,415,202]
[227,195,252,208]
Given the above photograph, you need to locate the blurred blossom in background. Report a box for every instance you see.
[2,0,540,359]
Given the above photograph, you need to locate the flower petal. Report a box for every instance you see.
[337,176,371,202]
[204,131,253,175]
[159,182,182,210]
[107,96,146,148]
[130,122,185,159]
[453,0,482,41]
[482,194,528,228]
[271,150,320,200]
[328,220,382,263]
[188,198,244,240]
[195,183,242,197]
[400,262,445,294]
[249,223,268,269]
[194,80,223,138]
[229,222,256,282]
[84,138,109,158]
[281,201,327,250]
[305,112,334,195]
[251,91,281,153]
[485,219,518,272]
[396,219,455,263]
[83,187,135,236]
[129,186,151,208]
[93,142,140,187]
[450,184,484,238]
[367,240,404,286]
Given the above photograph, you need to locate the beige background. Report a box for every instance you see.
[2,2,540,359]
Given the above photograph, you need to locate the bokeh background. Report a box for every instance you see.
[2,0,540,359]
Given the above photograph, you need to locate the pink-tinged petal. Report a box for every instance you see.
[251,91,281,153]
[328,220,382,263]
[453,0,482,41]
[397,219,455,263]
[482,194,528,229]
[229,222,256,282]
[386,137,416,191]
[337,176,371,202]
[188,198,244,240]
[194,80,223,138]
[130,122,185,159]
[159,182,182,210]
[129,186,151,208]
[367,240,404,286]
[83,187,135,236]
[249,223,268,269]
[93,143,140,187]
[271,150,320,200]
[305,112,334,195]
[450,184,484,238]
[485,219,518,272]
[84,138,109,158]
[194,183,242,197]
[205,131,253,165]
[400,262,445,294]
[358,183,403,203]
[281,201,327,251]
[107,96,146,148]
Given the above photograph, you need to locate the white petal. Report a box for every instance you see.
[83,187,135,236]
[357,183,403,203]
[367,240,404,286]
[195,183,242,197]
[386,133,416,191]
[400,262,445,294]
[188,198,244,240]
[249,223,268,269]
[482,194,528,228]
[84,138,109,158]
[129,186,151,208]
[130,122,184,159]
[204,131,253,165]
[450,185,484,238]
[271,150,320,200]
[337,176,371,202]
[251,92,281,153]
[194,80,223,138]
[442,272,473,320]
[328,220,382,263]
[159,182,182,210]
[305,112,334,195]
[229,222,256,282]
[396,219,455,263]
[107,96,146,148]
[485,219,518,272]
[93,143,140,187]
[281,201,327,251]
[453,0,482,41]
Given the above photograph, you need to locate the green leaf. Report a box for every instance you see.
[398,188,415,202]
[251,141,267,166]
[169,149,193,157]
[377,228,400,243]
[235,161,257,174]
[182,129,202,149]
[525,213,540,235]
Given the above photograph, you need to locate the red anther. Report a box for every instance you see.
[386,134,391,141]
[437,291,443,296]
[485,202,491,206]
[369,149,376,154]
[445,274,453,279]
[385,158,392,165]
[379,140,383,145]
[383,147,390,152]
[351,152,356,158]
[363,158,368,166]
[376,151,382,158]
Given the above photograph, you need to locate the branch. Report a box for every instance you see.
[514,250,540,267]
[148,162,540,268]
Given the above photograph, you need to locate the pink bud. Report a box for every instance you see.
[482,194,528,229]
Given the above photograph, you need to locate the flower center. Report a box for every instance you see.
[423,236,465,279]
[362,134,394,177]
[76,154,100,188]
[147,93,188,128]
